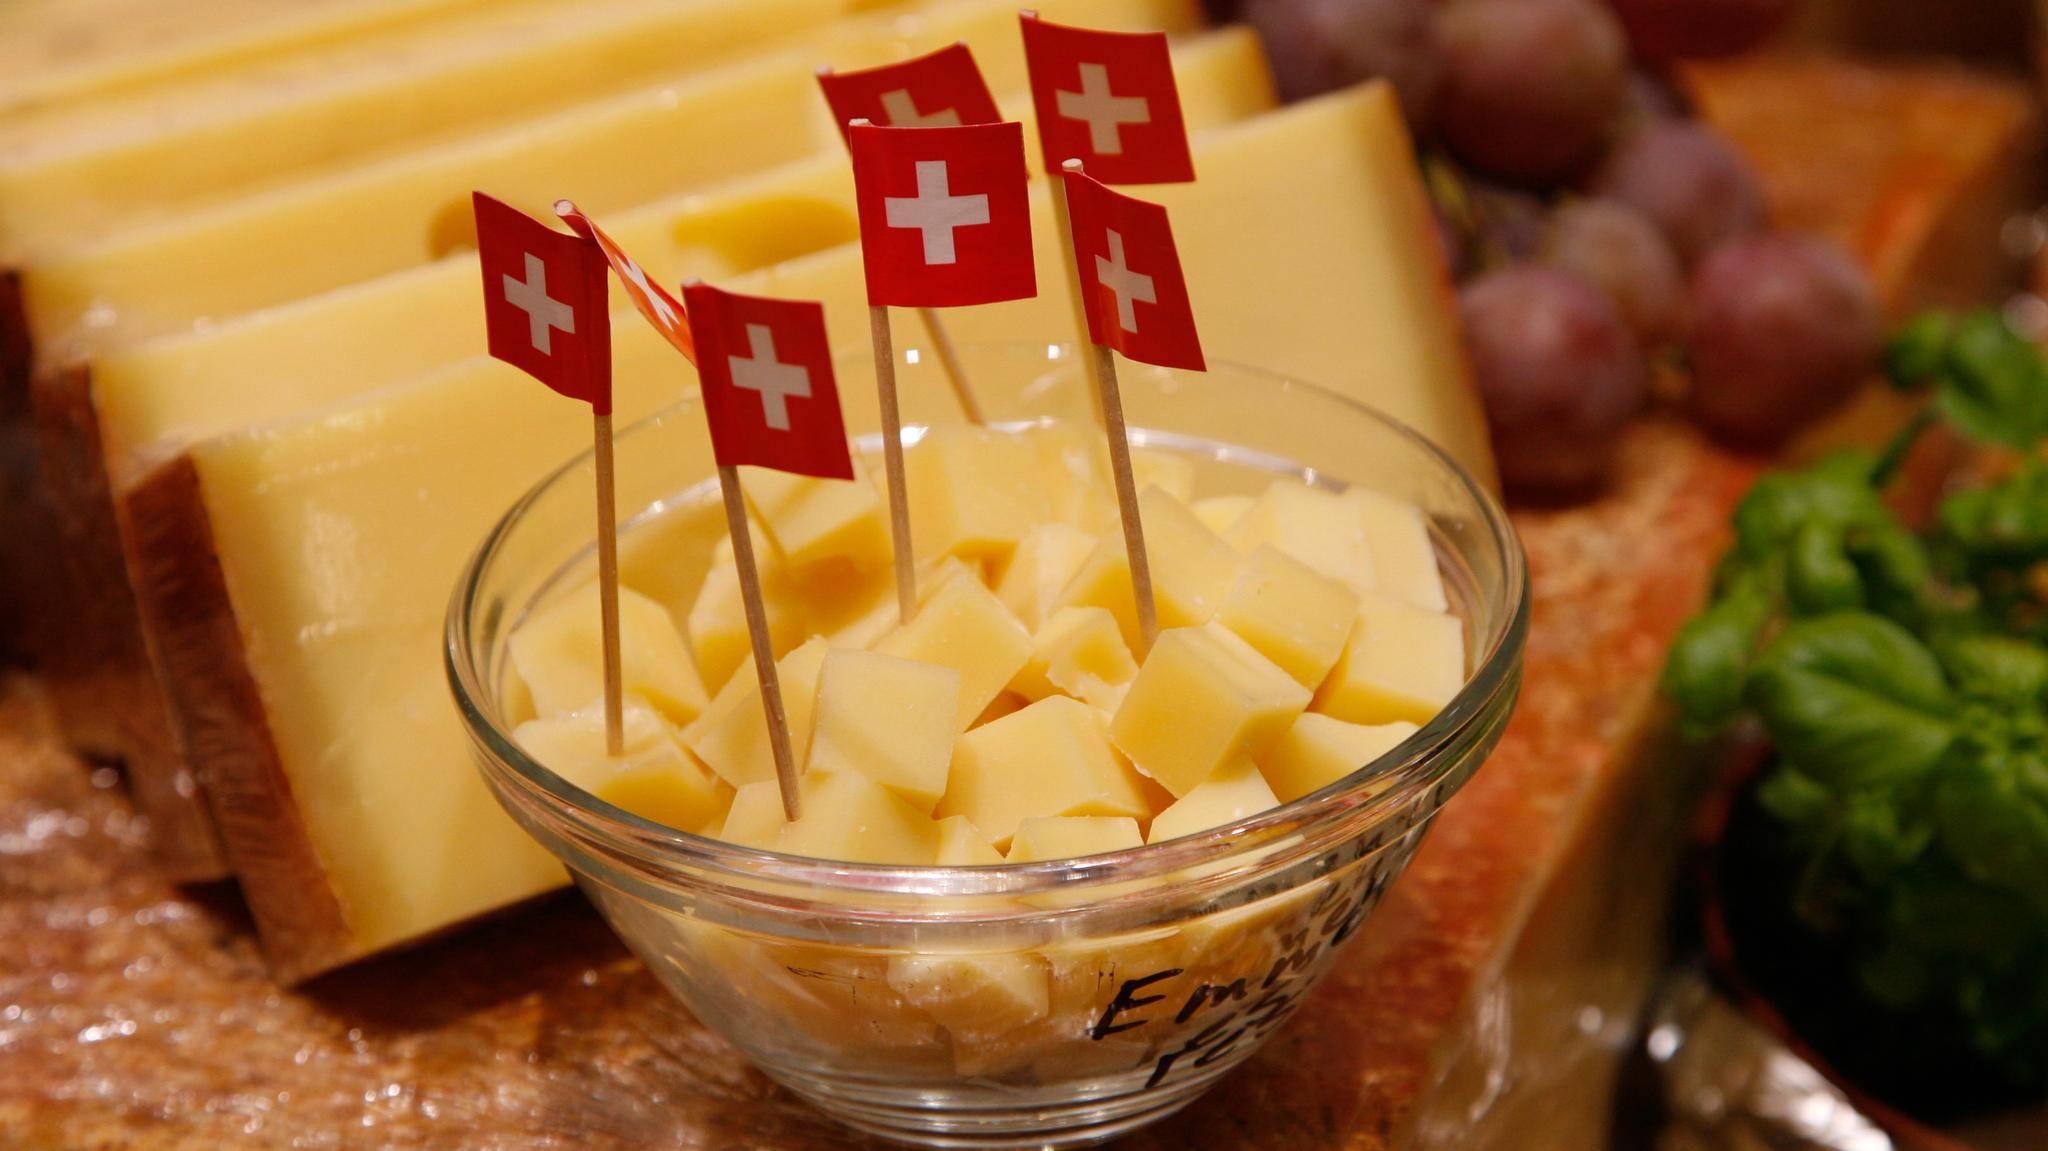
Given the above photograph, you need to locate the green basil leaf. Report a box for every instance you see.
[1935,753,2048,918]
[1747,614,1955,790]
[1935,311,2048,450]
[1884,311,1957,391]
[1939,634,2048,704]
[1787,520,1864,615]
[1662,565,1774,731]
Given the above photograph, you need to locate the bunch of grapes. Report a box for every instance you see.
[1236,0,1882,498]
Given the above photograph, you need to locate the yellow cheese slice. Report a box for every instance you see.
[19,0,1201,357]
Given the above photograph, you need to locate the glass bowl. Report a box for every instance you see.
[446,342,1528,1148]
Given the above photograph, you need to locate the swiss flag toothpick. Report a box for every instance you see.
[1060,167,1204,371]
[555,200,695,364]
[851,120,1035,308]
[683,282,853,482]
[1020,12,1193,185]
[475,192,613,412]
[817,43,1002,147]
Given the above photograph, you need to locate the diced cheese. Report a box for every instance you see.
[1029,422,1114,530]
[720,780,789,848]
[1259,713,1418,804]
[1228,480,1376,591]
[1011,606,1138,713]
[972,691,1030,729]
[885,953,1050,1037]
[740,462,890,572]
[933,815,1005,866]
[992,521,1098,633]
[1191,494,1253,537]
[513,694,729,834]
[1146,760,1280,845]
[901,424,1050,563]
[877,574,1032,729]
[1110,624,1311,798]
[508,582,708,725]
[936,697,1151,849]
[1005,816,1144,862]
[1130,448,1197,505]
[1313,594,1465,727]
[725,768,940,865]
[807,650,960,814]
[614,486,730,638]
[1347,487,1448,612]
[1055,486,1242,653]
[1215,545,1359,689]
[687,532,806,695]
[683,636,829,790]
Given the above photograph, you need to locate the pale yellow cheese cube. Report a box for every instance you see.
[1012,606,1138,713]
[1131,448,1197,504]
[510,582,709,725]
[513,694,729,835]
[972,691,1030,729]
[1042,926,1185,1020]
[1259,713,1418,803]
[993,521,1099,632]
[684,636,829,789]
[1215,545,1359,688]
[720,779,789,847]
[1146,759,1281,845]
[936,697,1151,849]
[1109,623,1311,797]
[877,574,1032,729]
[1229,480,1376,591]
[724,768,939,865]
[1055,486,1242,652]
[903,425,1050,561]
[809,556,975,653]
[885,953,1050,1037]
[934,815,1005,866]
[1348,487,1447,612]
[1006,815,1144,861]
[740,462,892,573]
[1314,593,1465,726]
[688,543,806,695]
[807,650,960,814]
[1192,494,1253,537]
[1028,422,1113,529]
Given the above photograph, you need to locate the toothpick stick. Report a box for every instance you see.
[716,465,802,820]
[869,304,919,623]
[915,305,985,426]
[592,410,625,756]
[1091,341,1158,655]
[1049,164,1105,424]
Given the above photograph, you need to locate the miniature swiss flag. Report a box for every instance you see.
[1061,168,1204,371]
[555,200,696,364]
[817,43,1002,146]
[850,120,1035,308]
[683,281,854,481]
[474,192,613,412]
[1020,13,1193,185]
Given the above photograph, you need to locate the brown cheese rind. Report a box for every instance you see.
[123,453,356,981]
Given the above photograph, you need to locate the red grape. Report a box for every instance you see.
[1468,181,1551,263]
[1589,120,1764,265]
[1540,198,1688,348]
[1435,0,1630,184]
[1606,0,1797,63]
[1687,232,1882,446]
[1460,265,1647,495]
[1242,0,1442,117]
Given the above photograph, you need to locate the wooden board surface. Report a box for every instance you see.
[0,418,1757,1149]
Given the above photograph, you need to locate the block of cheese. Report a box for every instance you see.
[806,650,959,814]
[1215,544,1359,689]
[512,694,730,834]
[1005,816,1145,862]
[1259,713,1417,804]
[936,697,1151,849]
[1314,593,1466,727]
[993,521,1099,632]
[933,815,1005,866]
[684,636,829,790]
[0,0,851,262]
[1011,606,1138,713]
[1055,486,1242,652]
[876,575,1032,729]
[1147,759,1280,844]
[1110,623,1311,798]
[508,582,709,724]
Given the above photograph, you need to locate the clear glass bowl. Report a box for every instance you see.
[446,343,1528,1148]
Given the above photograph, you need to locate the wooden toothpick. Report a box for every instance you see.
[1049,160,1105,424]
[715,465,802,820]
[916,304,985,426]
[869,304,919,624]
[592,410,625,755]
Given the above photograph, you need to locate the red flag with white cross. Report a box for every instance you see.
[817,43,1002,147]
[555,199,696,365]
[474,192,613,412]
[683,281,854,481]
[1060,167,1204,371]
[850,120,1035,308]
[1019,13,1193,185]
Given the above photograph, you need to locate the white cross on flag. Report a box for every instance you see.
[1060,167,1204,371]
[816,42,1002,148]
[473,192,612,411]
[555,200,696,365]
[850,120,1035,307]
[1020,13,1192,185]
[683,281,853,481]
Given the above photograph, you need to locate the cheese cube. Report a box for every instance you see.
[740,463,891,572]
[972,692,1030,728]
[1056,486,1242,652]
[1042,927,1185,1020]
[903,425,1050,561]
[877,574,1032,729]
[725,768,939,865]
[1260,713,1418,803]
[1146,760,1280,845]
[993,522,1099,632]
[1030,423,1114,529]
[513,695,730,834]
[1012,607,1138,713]
[684,636,829,789]
[1314,593,1465,726]
[1131,448,1197,504]
[809,556,975,653]
[807,650,960,814]
[1110,623,1311,797]
[1005,816,1144,861]
[1192,494,1253,537]
[509,582,709,725]
[1216,545,1359,688]
[1229,481,1376,591]
[936,697,1152,848]
[1348,488,1447,612]
[688,542,806,695]
[886,953,1050,1037]
[934,815,1005,866]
